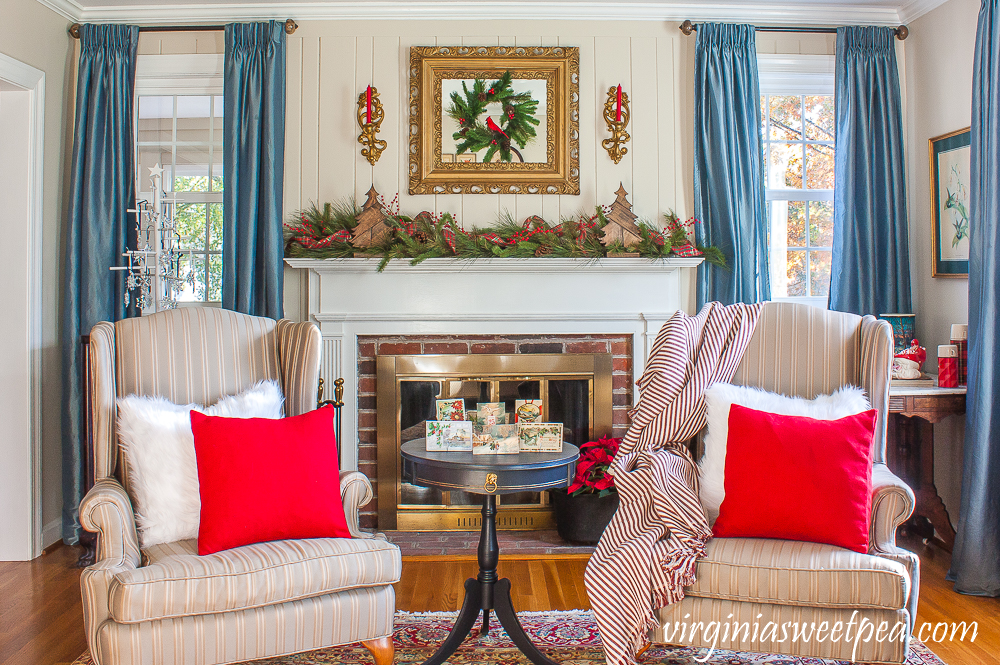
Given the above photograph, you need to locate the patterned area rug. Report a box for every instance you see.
[73,610,946,664]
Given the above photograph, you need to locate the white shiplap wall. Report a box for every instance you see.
[282,20,694,228]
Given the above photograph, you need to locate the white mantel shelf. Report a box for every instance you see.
[284,256,702,470]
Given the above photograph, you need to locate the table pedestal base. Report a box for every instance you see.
[420,495,560,665]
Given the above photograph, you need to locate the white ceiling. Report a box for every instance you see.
[36,0,950,27]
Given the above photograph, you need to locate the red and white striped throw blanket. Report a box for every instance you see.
[584,301,762,665]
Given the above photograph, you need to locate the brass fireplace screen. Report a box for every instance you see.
[377,354,613,530]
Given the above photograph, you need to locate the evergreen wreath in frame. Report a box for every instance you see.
[447,70,540,163]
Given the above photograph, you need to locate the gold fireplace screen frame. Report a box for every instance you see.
[377,353,613,530]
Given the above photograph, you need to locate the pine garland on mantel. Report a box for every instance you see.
[283,196,726,273]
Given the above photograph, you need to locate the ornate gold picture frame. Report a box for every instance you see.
[408,45,580,195]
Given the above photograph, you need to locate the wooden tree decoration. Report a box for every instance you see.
[600,183,641,249]
[351,186,393,248]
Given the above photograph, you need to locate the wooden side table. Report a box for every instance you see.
[400,440,579,665]
[887,383,966,551]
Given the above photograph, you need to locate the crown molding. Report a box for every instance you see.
[897,0,950,23]
[37,0,907,27]
[35,0,81,22]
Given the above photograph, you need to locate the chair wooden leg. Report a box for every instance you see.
[361,635,395,665]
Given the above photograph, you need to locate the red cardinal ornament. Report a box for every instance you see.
[486,116,509,137]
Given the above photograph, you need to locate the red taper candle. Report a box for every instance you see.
[366,85,372,124]
[616,84,622,122]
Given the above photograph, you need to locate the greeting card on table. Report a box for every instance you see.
[475,402,506,431]
[435,399,466,421]
[514,399,543,424]
[473,424,520,455]
[425,420,473,452]
[517,423,564,452]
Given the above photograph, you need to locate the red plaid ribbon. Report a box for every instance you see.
[440,220,458,253]
[648,229,667,247]
[523,215,546,229]
[576,217,598,248]
[480,233,508,246]
[296,229,351,249]
[672,240,702,257]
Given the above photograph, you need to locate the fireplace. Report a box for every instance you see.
[376,352,613,530]
[283,256,703,529]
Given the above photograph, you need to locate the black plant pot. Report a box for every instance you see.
[551,490,620,544]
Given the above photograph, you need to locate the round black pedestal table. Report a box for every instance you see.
[400,439,579,665]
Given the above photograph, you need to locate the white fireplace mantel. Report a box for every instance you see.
[284,257,702,470]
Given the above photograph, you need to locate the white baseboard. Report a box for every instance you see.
[42,518,61,551]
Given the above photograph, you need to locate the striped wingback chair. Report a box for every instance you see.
[653,301,919,663]
[79,308,399,665]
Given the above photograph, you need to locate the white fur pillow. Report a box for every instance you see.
[117,380,285,548]
[698,383,871,526]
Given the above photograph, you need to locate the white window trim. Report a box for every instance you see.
[758,53,835,309]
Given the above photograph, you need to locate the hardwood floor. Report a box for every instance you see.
[3,539,997,665]
[0,544,88,665]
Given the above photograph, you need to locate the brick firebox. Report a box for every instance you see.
[353,334,634,530]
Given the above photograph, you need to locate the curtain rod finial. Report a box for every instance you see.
[285,19,298,34]
[679,19,696,36]
[68,23,81,39]
[895,25,908,40]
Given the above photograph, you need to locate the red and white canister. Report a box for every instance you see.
[938,345,959,388]
[951,324,968,387]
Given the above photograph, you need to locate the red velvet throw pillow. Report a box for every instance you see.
[191,406,351,555]
[712,403,877,554]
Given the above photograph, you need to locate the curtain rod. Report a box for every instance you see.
[69,19,298,39]
[679,20,908,40]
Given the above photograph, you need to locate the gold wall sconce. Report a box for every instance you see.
[357,85,387,165]
[602,84,630,164]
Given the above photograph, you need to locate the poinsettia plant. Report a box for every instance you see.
[566,435,621,497]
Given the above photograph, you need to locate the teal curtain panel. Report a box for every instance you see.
[693,23,770,306]
[60,23,139,543]
[829,26,911,315]
[223,21,286,319]
[948,0,1000,597]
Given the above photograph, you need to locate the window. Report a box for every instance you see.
[758,54,835,305]
[135,54,224,305]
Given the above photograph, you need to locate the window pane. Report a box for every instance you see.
[804,95,835,141]
[809,201,834,247]
[786,250,807,296]
[137,150,173,189]
[769,143,803,189]
[768,95,802,140]
[806,143,835,189]
[211,161,223,192]
[175,148,211,191]
[786,201,806,247]
[212,95,224,136]
[137,96,173,143]
[174,204,207,250]
[810,250,832,296]
[208,254,222,302]
[175,96,212,141]
[177,254,206,302]
[208,203,223,251]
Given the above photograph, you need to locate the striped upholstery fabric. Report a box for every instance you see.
[80,309,395,665]
[110,537,401,623]
[685,538,909,609]
[732,301,894,464]
[95,585,395,665]
[655,597,910,663]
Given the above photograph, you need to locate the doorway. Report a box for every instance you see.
[0,52,44,560]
